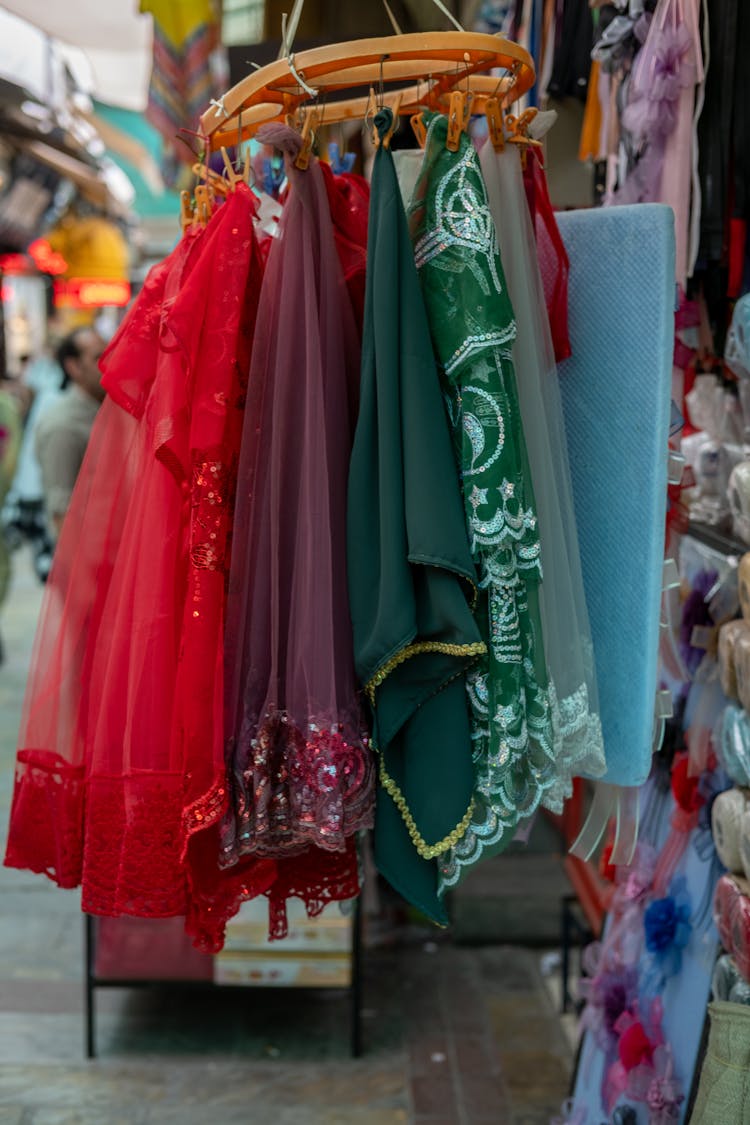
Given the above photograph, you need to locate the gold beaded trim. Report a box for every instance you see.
[365,640,486,706]
[379,757,474,859]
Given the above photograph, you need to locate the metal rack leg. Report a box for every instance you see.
[350,895,363,1058]
[84,914,96,1059]
[561,896,572,1014]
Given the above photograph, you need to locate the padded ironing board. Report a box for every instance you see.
[556,203,674,786]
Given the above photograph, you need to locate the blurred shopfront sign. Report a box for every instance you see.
[47,215,130,312]
[53,277,130,309]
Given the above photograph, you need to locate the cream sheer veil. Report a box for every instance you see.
[479,136,607,806]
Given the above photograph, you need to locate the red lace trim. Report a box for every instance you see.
[266,839,361,941]
[5,751,84,888]
[6,751,209,919]
[183,835,278,953]
[5,750,359,952]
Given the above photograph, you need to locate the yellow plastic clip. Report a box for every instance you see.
[295,107,319,170]
[445,89,472,153]
[410,111,427,149]
[485,97,505,153]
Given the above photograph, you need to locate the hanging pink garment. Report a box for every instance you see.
[612,0,703,288]
[221,125,374,935]
[659,0,703,288]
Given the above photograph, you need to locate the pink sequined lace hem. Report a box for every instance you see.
[222,709,375,864]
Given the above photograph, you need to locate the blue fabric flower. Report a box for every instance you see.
[642,877,692,991]
[645,898,680,952]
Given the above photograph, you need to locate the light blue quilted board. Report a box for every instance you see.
[556,204,674,786]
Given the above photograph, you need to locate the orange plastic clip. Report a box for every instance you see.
[506,108,542,168]
[485,96,504,152]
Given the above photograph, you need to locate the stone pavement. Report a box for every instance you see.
[0,553,574,1124]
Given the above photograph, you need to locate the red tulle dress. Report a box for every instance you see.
[320,164,370,340]
[5,185,277,951]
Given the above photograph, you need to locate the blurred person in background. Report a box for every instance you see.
[0,378,22,665]
[35,327,105,542]
[3,346,65,581]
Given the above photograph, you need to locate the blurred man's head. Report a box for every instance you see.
[56,328,105,402]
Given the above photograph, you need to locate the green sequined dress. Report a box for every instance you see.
[409,114,557,891]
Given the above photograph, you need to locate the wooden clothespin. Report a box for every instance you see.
[220,146,243,190]
[410,111,427,148]
[241,148,252,186]
[191,162,230,197]
[295,107,320,169]
[485,97,504,153]
[373,92,403,149]
[445,89,472,153]
[193,184,212,227]
[180,190,194,232]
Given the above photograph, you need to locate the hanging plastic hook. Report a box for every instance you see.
[281,5,319,99]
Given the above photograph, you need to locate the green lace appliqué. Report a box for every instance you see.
[409,115,557,891]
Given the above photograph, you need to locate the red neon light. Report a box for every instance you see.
[0,253,31,275]
[28,238,68,275]
[54,277,131,308]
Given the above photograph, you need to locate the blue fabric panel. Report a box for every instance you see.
[556,204,674,786]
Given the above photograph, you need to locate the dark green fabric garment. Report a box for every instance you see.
[346,109,485,924]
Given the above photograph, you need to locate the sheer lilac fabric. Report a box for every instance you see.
[222,125,374,870]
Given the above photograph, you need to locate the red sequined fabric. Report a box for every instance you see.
[224,710,373,858]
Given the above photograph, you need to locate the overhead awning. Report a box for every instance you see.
[0,0,153,111]
[22,140,109,209]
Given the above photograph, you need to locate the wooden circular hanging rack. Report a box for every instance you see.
[200,32,535,149]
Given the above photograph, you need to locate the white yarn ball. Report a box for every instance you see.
[713,788,747,874]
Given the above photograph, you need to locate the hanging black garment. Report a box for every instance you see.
[697,0,738,265]
[732,0,750,223]
[547,0,594,102]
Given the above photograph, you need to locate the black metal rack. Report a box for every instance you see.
[84,895,364,1059]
